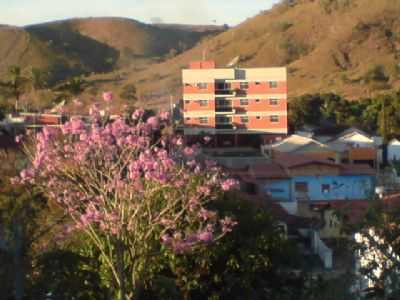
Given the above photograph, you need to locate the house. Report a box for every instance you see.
[388,138,400,161]
[261,134,338,161]
[182,60,288,147]
[232,152,376,216]
[325,127,382,167]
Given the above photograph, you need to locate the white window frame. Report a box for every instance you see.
[197,83,208,89]
[199,117,208,124]
[269,98,279,105]
[240,116,249,123]
[269,81,278,88]
[270,115,279,123]
[240,82,249,90]
[198,100,208,107]
[239,99,249,106]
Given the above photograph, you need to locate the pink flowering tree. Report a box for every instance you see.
[15,93,237,299]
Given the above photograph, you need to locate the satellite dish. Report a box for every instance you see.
[226,56,240,67]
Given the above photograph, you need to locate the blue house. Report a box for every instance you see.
[237,153,375,215]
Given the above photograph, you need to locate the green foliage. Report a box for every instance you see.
[29,250,108,299]
[30,67,50,90]
[364,65,389,83]
[56,76,89,99]
[140,194,302,299]
[289,91,400,136]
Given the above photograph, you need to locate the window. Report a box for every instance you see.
[216,116,231,124]
[240,116,249,123]
[269,98,279,105]
[240,82,249,90]
[197,83,208,89]
[240,99,249,106]
[217,99,230,106]
[198,100,208,107]
[270,115,279,123]
[295,182,308,193]
[269,81,278,88]
[199,117,208,124]
[216,82,231,90]
[321,184,331,194]
[255,99,261,103]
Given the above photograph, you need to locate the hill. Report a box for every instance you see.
[0,17,220,85]
[110,0,400,108]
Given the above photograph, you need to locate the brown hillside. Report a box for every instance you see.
[108,0,400,109]
[0,17,218,85]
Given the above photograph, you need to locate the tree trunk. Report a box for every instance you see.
[116,240,126,300]
[13,222,24,300]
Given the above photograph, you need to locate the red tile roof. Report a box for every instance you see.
[273,152,339,169]
[249,163,289,179]
[340,164,376,176]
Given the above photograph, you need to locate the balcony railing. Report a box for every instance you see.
[216,124,234,130]
[215,89,234,95]
[215,106,234,113]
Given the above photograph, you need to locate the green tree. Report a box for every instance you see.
[4,65,29,111]
[56,76,88,100]
[0,150,58,300]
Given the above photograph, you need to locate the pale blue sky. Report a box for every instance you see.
[0,0,281,27]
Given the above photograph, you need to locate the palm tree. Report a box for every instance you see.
[29,67,49,92]
[7,65,28,111]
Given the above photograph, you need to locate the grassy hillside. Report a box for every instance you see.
[0,17,219,86]
[2,0,400,111]
[111,0,400,108]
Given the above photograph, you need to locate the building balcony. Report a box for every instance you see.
[215,106,235,114]
[215,89,233,95]
[216,123,234,130]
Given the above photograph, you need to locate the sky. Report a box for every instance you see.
[0,0,281,27]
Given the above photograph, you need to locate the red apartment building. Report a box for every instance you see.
[182,61,288,147]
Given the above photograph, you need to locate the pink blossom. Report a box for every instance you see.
[159,111,170,121]
[15,135,23,143]
[102,91,113,102]
[183,146,195,156]
[197,231,213,243]
[204,136,212,143]
[146,116,160,130]
[220,217,238,233]
[221,178,239,191]
[161,234,172,245]
[132,108,145,120]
